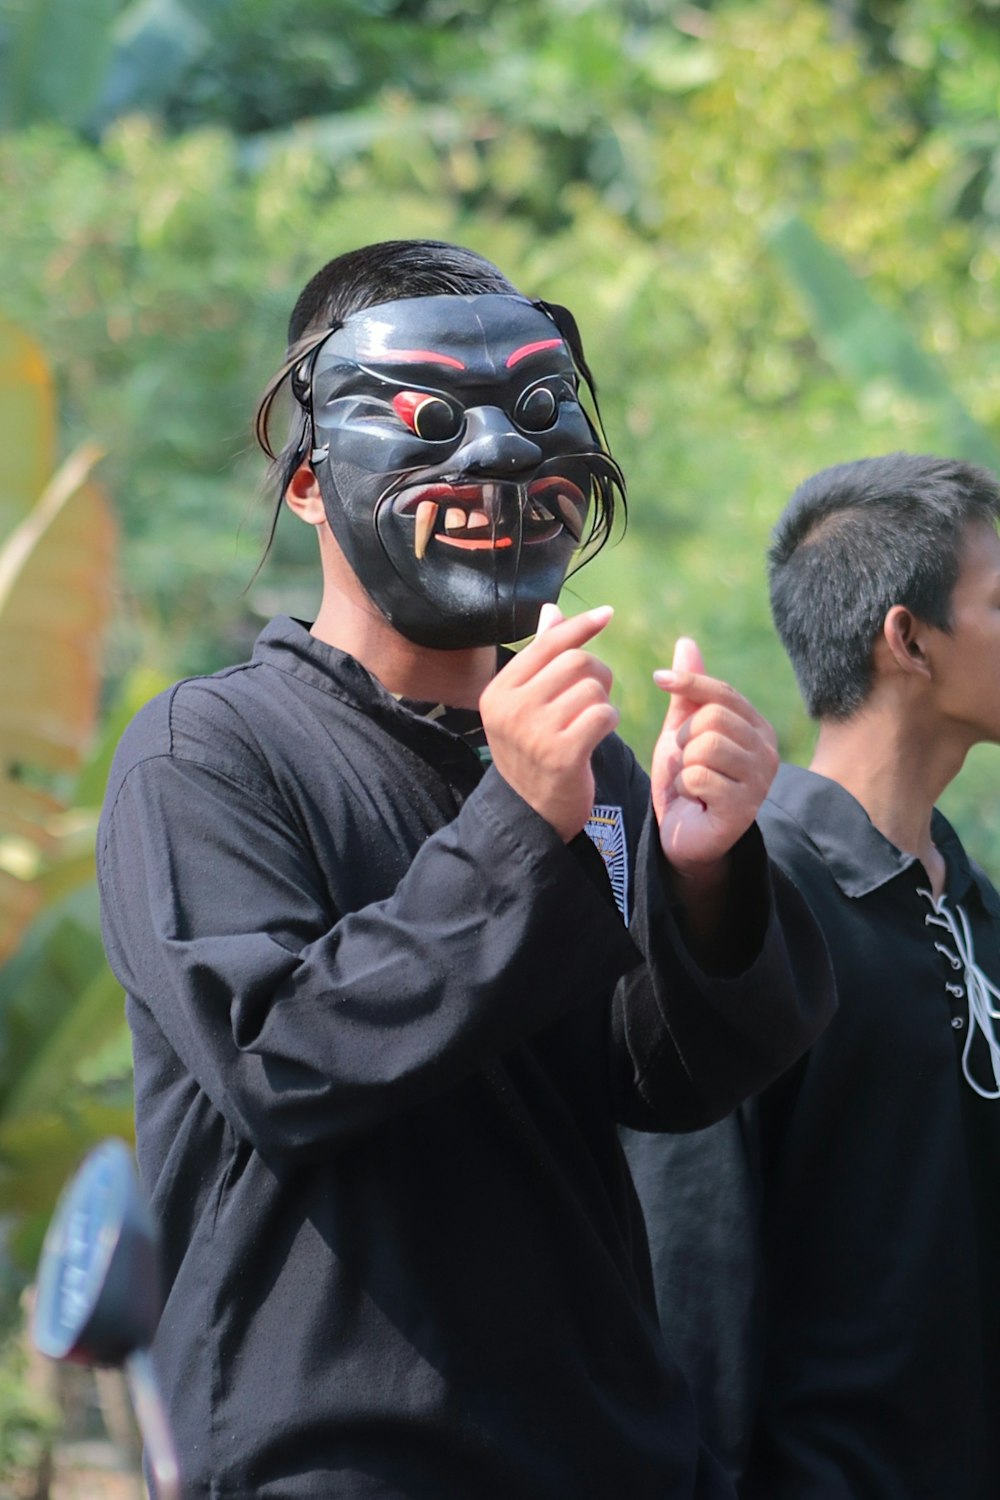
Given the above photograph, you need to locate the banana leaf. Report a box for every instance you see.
[769,214,1000,471]
[0,441,116,964]
[0,320,54,536]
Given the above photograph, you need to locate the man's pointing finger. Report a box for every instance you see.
[659,636,705,730]
[506,605,615,682]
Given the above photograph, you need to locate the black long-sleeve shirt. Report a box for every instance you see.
[97,617,833,1500]
[625,763,1000,1500]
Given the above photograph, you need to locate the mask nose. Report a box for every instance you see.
[456,406,542,477]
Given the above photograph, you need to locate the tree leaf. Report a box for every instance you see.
[768,213,1000,470]
[0,321,54,536]
[0,444,116,964]
[2,958,124,1121]
[0,446,115,772]
[93,0,210,131]
[0,1104,135,1271]
[0,871,40,974]
[0,0,121,131]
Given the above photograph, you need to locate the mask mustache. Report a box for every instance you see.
[386,478,588,559]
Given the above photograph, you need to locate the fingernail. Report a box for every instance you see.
[588,605,614,622]
[653,669,678,688]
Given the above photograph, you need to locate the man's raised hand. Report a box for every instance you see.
[651,637,778,878]
[480,603,619,842]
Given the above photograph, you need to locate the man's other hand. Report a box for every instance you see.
[651,637,778,882]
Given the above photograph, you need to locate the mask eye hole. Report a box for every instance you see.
[516,385,558,432]
[392,391,463,442]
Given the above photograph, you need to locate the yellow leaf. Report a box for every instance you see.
[0,446,115,771]
[0,321,55,531]
[0,442,116,963]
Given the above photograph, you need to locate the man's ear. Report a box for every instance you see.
[882,604,932,680]
[285,464,326,526]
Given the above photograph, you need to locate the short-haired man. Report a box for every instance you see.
[97,240,832,1499]
[625,451,1000,1499]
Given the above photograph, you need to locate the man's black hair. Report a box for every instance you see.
[252,238,624,575]
[768,451,1000,721]
[285,239,518,346]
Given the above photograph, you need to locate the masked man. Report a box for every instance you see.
[97,239,833,1500]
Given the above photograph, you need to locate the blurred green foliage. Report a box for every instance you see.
[2,0,1000,1298]
[0,1315,58,1487]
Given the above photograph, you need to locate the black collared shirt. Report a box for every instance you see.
[625,763,1000,1500]
[97,619,832,1500]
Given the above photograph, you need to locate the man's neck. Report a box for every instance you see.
[809,705,969,898]
[309,588,498,709]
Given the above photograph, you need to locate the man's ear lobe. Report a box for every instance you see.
[883,605,931,677]
[285,464,326,526]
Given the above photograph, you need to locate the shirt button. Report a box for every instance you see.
[952,1016,965,1030]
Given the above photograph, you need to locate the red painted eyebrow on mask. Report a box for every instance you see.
[505,338,564,369]
[373,348,466,369]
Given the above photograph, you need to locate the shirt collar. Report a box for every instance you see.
[767,762,984,908]
[767,764,913,898]
[930,810,983,908]
[248,614,494,773]
[251,614,399,712]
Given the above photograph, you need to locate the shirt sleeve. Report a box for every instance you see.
[98,751,640,1165]
[619,1107,765,1484]
[605,747,836,1132]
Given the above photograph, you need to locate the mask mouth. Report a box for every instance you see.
[386,476,587,560]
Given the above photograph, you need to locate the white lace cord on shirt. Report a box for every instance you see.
[918,888,1000,1100]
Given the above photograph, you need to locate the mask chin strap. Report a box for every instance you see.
[919,888,1000,1099]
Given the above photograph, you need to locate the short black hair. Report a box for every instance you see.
[252,238,624,573]
[285,239,518,346]
[768,451,1000,721]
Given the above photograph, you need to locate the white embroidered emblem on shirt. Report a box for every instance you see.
[585,804,629,924]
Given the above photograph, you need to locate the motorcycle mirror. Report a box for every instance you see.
[32,1138,181,1500]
